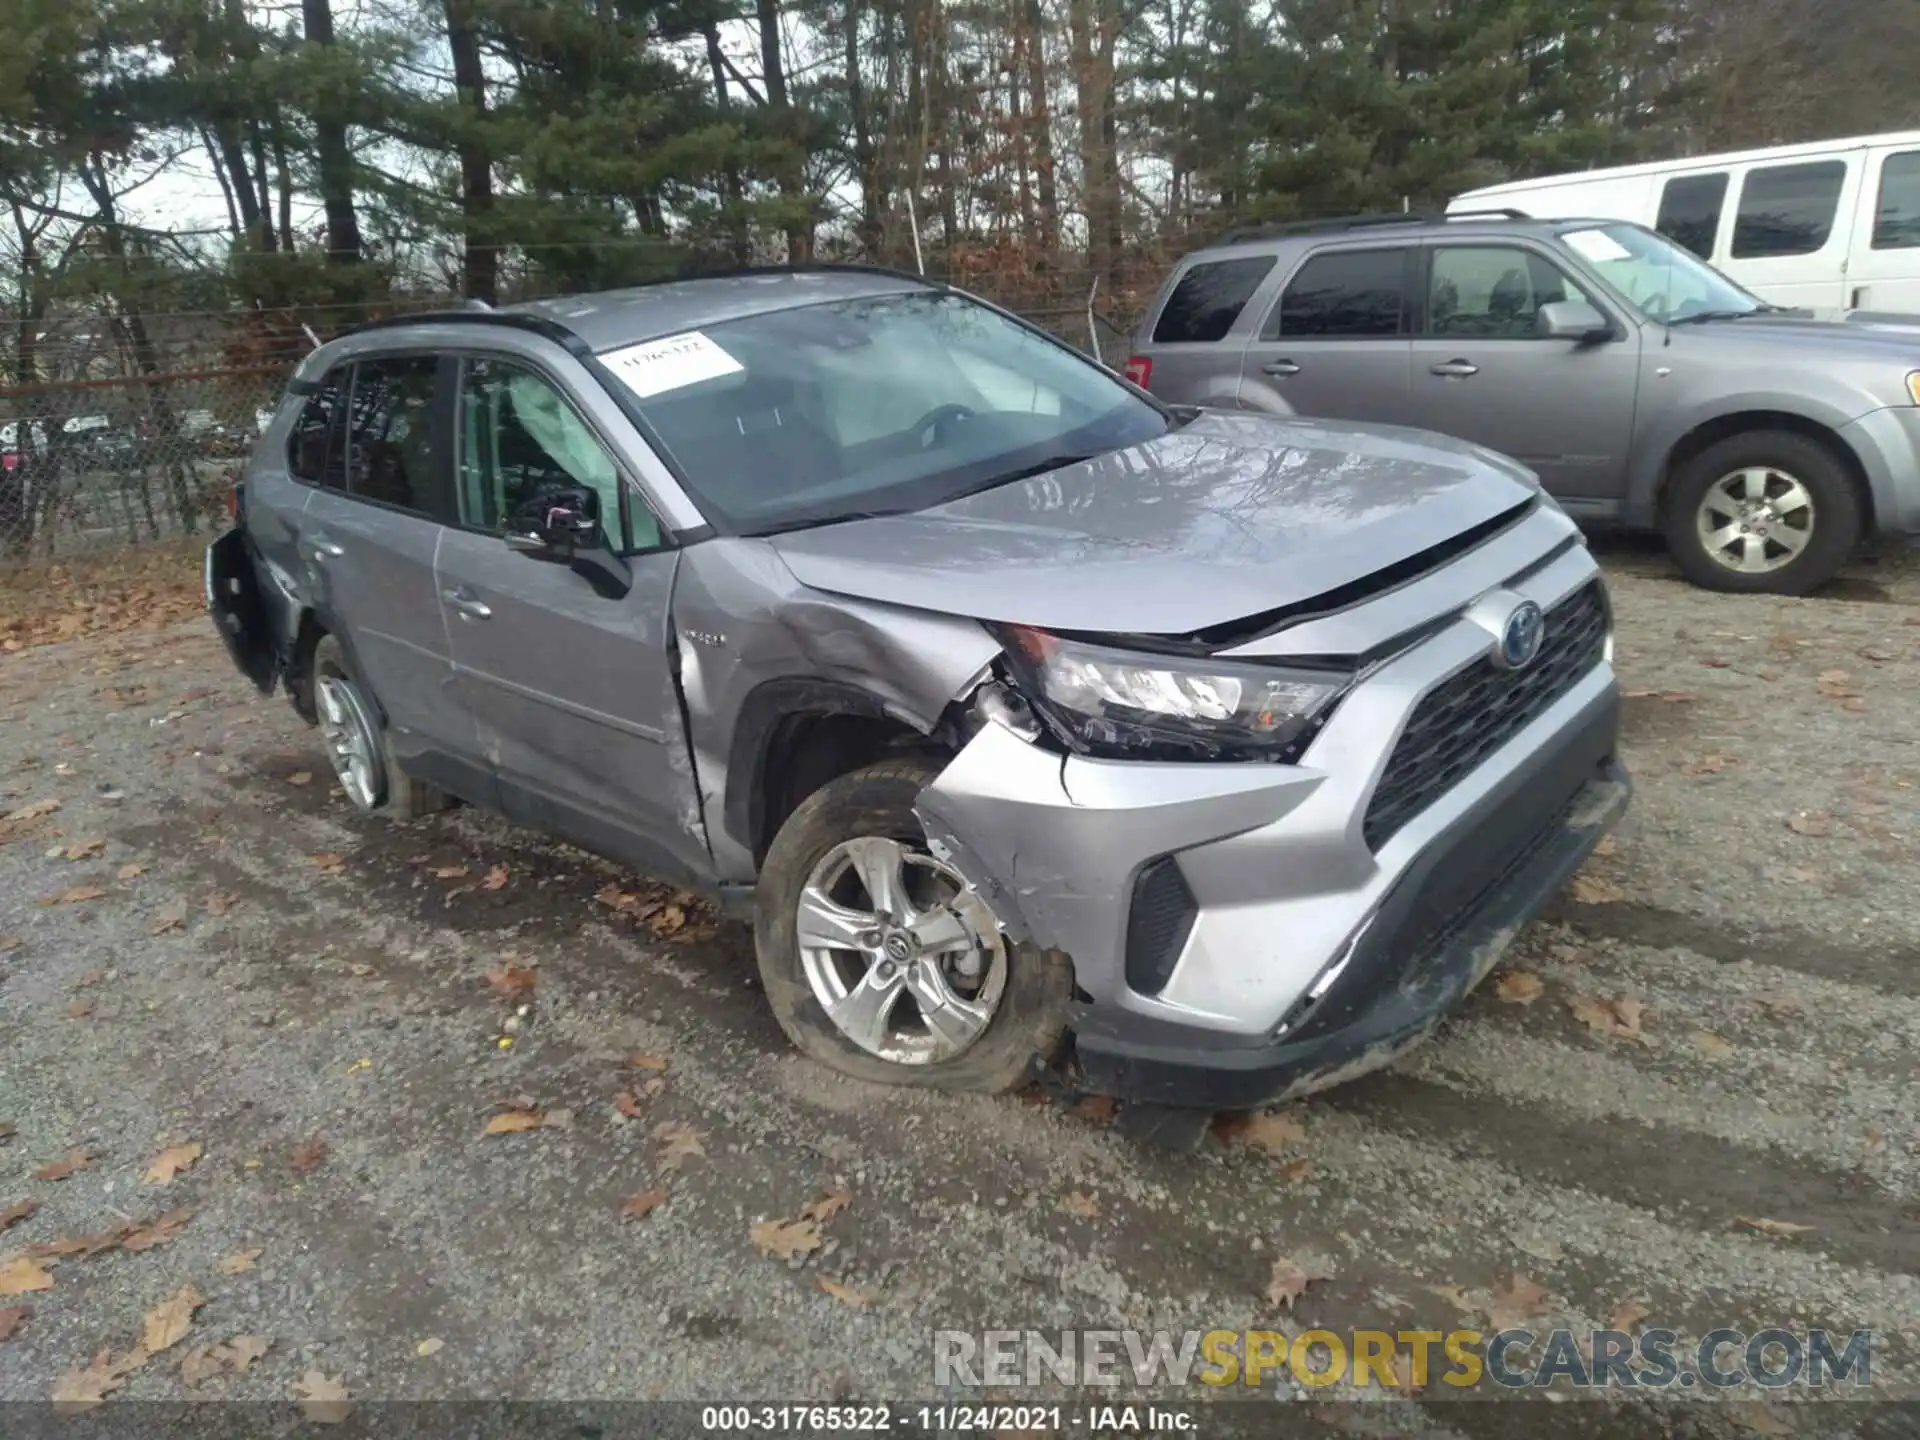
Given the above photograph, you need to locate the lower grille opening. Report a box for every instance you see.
[1364,580,1608,851]
[1124,856,1197,998]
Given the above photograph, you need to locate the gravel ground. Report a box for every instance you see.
[1,540,1917,1437]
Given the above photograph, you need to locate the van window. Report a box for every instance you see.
[1271,249,1409,338]
[1655,173,1728,260]
[1731,160,1847,258]
[1873,151,1920,250]
[1151,257,1276,344]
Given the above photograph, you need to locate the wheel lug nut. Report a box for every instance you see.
[860,930,882,947]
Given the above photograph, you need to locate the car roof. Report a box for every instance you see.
[1179,213,1624,264]
[501,267,933,352]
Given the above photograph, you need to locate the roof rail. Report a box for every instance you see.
[1210,206,1532,246]
[1447,206,1532,220]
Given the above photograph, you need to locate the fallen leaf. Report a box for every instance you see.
[203,890,240,915]
[627,1053,670,1072]
[292,1369,353,1424]
[1609,1299,1651,1334]
[1567,871,1625,904]
[1426,1283,1474,1314]
[1815,668,1859,698]
[1232,1108,1308,1156]
[650,903,687,935]
[6,799,59,821]
[1685,753,1732,775]
[1841,697,1868,714]
[39,884,108,907]
[116,862,147,879]
[120,1209,192,1253]
[1755,990,1809,1016]
[217,1247,263,1275]
[1735,1215,1814,1238]
[1786,810,1834,837]
[481,863,510,891]
[612,1088,653,1119]
[0,1305,27,1341]
[1495,970,1545,1004]
[143,1141,203,1184]
[1266,1255,1331,1310]
[1864,1127,1888,1158]
[484,963,537,1002]
[1488,1273,1552,1331]
[801,1186,854,1224]
[0,1122,12,1141]
[595,883,641,911]
[817,1276,872,1307]
[64,998,94,1019]
[0,1200,38,1232]
[620,1187,669,1222]
[415,1336,444,1357]
[62,838,105,860]
[287,770,313,787]
[430,864,469,880]
[178,1346,225,1388]
[289,1138,330,1174]
[1072,1093,1119,1124]
[141,1282,206,1353]
[653,1121,706,1171]
[52,1348,147,1413]
[749,1216,822,1260]
[0,1256,54,1296]
[309,852,346,874]
[1277,1158,1318,1185]
[1568,994,1649,1043]
[77,969,106,987]
[1691,1030,1735,1059]
[33,1151,93,1182]
[1727,1400,1796,1437]
[1592,835,1618,857]
[482,1108,544,1135]
[1058,1190,1101,1221]
[148,899,188,935]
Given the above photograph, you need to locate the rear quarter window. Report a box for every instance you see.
[1151,256,1277,344]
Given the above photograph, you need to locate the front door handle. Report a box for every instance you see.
[1429,359,1479,378]
[1262,360,1301,377]
[441,588,492,621]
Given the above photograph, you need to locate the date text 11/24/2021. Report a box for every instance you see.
[699,1404,1197,1432]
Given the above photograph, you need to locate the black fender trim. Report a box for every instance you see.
[722,678,901,858]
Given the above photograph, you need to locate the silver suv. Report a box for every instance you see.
[1126,212,1920,595]
[208,266,1627,1127]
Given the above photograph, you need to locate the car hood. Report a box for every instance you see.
[766,411,1540,635]
[1673,313,1920,356]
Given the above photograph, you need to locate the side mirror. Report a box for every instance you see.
[503,486,601,558]
[1536,300,1613,344]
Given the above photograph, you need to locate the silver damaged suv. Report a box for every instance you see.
[208,267,1629,1119]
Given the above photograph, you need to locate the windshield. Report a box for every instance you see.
[599,290,1167,533]
[1556,223,1768,324]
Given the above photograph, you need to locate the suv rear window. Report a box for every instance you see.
[1151,257,1276,343]
[1732,160,1847,258]
[1272,248,1408,337]
[1655,173,1728,259]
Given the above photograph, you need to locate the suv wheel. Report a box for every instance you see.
[1664,430,1861,595]
[753,759,1070,1092]
[310,635,451,820]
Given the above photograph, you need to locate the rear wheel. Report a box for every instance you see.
[1664,430,1861,595]
[753,759,1070,1092]
[310,634,450,819]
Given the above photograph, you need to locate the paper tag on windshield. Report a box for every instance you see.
[600,331,743,398]
[1561,229,1632,264]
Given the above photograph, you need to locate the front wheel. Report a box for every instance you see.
[753,759,1071,1092]
[1664,430,1861,595]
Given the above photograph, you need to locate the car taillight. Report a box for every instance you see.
[1123,355,1152,389]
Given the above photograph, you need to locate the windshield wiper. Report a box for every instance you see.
[972,450,1102,490]
[1667,306,1783,326]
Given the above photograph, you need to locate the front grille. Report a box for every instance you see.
[1363,580,1608,851]
[1124,856,1198,997]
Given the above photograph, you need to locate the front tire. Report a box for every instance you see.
[753,759,1070,1092]
[1664,430,1861,595]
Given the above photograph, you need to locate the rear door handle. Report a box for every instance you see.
[441,587,492,621]
[1429,360,1479,378]
[308,538,345,560]
[1261,360,1301,377]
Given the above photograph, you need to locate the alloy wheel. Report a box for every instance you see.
[1694,466,1815,576]
[314,674,384,812]
[795,835,1007,1066]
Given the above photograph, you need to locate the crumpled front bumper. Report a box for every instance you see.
[916,544,1627,1108]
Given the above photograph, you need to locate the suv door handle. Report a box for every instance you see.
[441,587,492,621]
[309,539,345,560]
[1429,360,1479,378]
[1262,360,1301,377]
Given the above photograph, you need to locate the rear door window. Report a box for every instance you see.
[287,367,349,488]
[1655,173,1729,259]
[1872,151,1920,249]
[1731,160,1847,258]
[1151,256,1277,343]
[341,356,443,519]
[1271,248,1409,338]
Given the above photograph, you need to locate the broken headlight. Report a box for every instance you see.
[996,625,1347,762]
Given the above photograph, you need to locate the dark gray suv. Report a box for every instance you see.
[208,266,1627,1128]
[1126,213,1920,595]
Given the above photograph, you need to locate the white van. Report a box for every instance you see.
[1448,131,1920,316]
